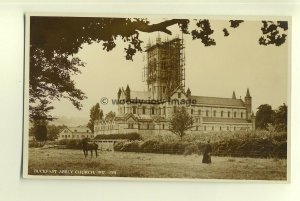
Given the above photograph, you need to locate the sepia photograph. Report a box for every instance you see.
[23,14,289,181]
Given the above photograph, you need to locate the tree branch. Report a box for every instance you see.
[133,19,188,35]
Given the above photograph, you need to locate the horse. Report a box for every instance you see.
[82,138,98,158]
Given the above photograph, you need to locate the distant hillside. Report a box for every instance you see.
[50,116,89,127]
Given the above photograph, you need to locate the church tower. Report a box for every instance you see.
[244,88,252,120]
[144,35,185,100]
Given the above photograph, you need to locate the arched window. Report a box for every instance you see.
[151,107,155,115]
[206,110,209,117]
[221,111,223,117]
[133,106,137,114]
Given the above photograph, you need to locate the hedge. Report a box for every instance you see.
[94,133,141,141]
[113,132,287,158]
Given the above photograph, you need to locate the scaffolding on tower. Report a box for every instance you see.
[143,35,186,98]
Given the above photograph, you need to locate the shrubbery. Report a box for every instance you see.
[94,133,141,141]
[113,131,287,158]
[114,140,203,155]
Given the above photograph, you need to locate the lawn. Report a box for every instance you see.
[27,148,287,180]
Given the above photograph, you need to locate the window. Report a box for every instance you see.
[241,112,243,118]
[227,126,229,131]
[234,126,236,131]
[196,126,198,131]
[142,106,146,114]
[151,107,155,115]
[138,124,140,129]
[162,124,164,130]
[147,124,150,130]
[87,130,89,133]
[178,92,181,98]
[234,112,237,118]
[64,130,68,133]
[163,87,166,93]
[221,111,223,117]
[128,123,134,129]
[133,106,137,114]
[220,126,222,131]
[228,111,230,117]
[206,110,209,117]
[191,109,194,115]
[213,110,216,117]
[204,126,206,131]
[74,130,77,132]
[198,110,201,115]
[163,107,166,115]
[212,126,214,131]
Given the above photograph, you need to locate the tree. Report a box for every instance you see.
[31,120,48,141]
[255,104,275,130]
[105,111,116,122]
[273,103,288,132]
[169,107,194,140]
[87,103,103,133]
[29,17,288,120]
[47,124,67,141]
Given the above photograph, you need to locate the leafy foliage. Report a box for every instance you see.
[169,107,194,140]
[114,131,287,158]
[256,104,274,130]
[255,103,288,132]
[94,133,141,141]
[87,103,103,133]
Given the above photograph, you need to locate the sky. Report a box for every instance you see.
[49,18,289,123]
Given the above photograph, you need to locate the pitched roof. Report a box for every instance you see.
[130,91,151,100]
[190,95,245,107]
[202,117,250,124]
[67,126,91,133]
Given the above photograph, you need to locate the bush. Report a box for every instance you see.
[184,144,200,156]
[113,131,287,159]
[29,141,45,148]
[94,133,141,141]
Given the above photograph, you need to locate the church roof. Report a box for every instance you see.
[190,95,245,107]
[130,91,151,100]
[202,117,250,124]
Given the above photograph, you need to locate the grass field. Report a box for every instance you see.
[27,148,287,180]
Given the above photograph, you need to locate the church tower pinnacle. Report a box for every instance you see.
[232,91,236,99]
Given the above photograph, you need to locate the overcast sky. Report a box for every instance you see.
[50,18,289,121]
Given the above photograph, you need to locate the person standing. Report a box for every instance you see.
[202,140,212,164]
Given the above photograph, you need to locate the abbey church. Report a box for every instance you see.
[94,36,255,136]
